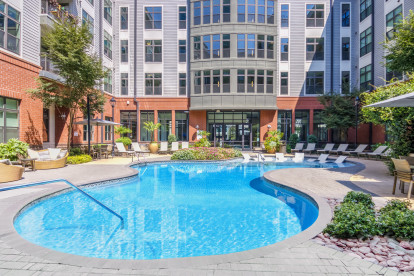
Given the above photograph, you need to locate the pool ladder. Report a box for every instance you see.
[0,179,124,225]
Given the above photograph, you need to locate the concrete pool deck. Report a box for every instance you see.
[0,156,413,275]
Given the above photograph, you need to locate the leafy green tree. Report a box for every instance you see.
[143,121,161,143]
[383,10,414,73]
[29,16,106,151]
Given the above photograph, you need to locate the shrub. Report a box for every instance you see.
[194,130,211,147]
[67,154,92,164]
[378,208,414,240]
[307,134,318,143]
[264,130,283,152]
[0,139,29,161]
[324,202,378,239]
[171,147,242,161]
[288,133,299,149]
[116,137,132,148]
[70,147,82,156]
[168,134,177,144]
[343,191,375,209]
[170,149,196,160]
[379,199,411,214]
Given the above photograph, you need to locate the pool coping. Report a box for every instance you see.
[0,159,364,270]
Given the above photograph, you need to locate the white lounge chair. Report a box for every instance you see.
[381,148,392,159]
[242,153,251,163]
[308,154,329,163]
[159,142,169,154]
[259,154,273,162]
[329,144,349,155]
[182,142,189,149]
[343,144,368,156]
[171,142,179,152]
[358,145,388,159]
[303,143,316,154]
[317,143,335,154]
[275,153,288,162]
[115,142,135,161]
[334,156,348,164]
[291,143,304,153]
[131,142,150,154]
[292,153,304,162]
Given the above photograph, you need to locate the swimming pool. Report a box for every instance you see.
[14,160,351,260]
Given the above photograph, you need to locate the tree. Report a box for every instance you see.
[143,121,161,143]
[383,10,414,73]
[318,92,359,142]
[29,16,106,151]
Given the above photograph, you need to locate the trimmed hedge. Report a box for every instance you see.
[67,154,92,164]
[171,147,242,161]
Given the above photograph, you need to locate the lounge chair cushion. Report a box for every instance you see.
[48,148,61,160]
[27,149,40,160]
[58,150,68,159]
[0,159,12,165]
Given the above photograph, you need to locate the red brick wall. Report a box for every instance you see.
[0,50,42,146]
[189,110,207,142]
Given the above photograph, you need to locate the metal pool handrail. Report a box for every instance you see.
[0,179,124,225]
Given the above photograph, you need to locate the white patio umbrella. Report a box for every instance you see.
[364,91,414,108]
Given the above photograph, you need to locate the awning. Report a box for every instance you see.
[74,118,120,127]
[364,92,414,108]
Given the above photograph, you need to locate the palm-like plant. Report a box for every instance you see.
[143,121,161,143]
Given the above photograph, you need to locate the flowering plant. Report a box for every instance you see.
[171,147,242,160]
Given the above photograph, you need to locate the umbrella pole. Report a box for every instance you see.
[87,96,91,156]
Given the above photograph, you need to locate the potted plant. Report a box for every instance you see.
[264,130,283,154]
[115,126,133,149]
[143,121,161,153]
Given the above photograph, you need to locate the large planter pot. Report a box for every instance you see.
[149,142,159,153]
[267,148,276,154]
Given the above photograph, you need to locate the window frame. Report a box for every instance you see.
[144,6,162,30]
[360,0,372,22]
[306,37,324,61]
[386,5,403,39]
[280,38,289,62]
[305,71,324,95]
[280,72,289,95]
[104,31,112,60]
[120,40,128,63]
[104,0,112,25]
[145,40,162,63]
[0,96,20,143]
[120,73,128,95]
[341,37,350,61]
[0,1,21,54]
[306,4,324,28]
[341,3,350,27]
[360,64,372,91]
[280,4,289,28]
[178,6,186,29]
[360,27,372,57]
[179,40,186,63]
[120,7,128,30]
[145,73,163,95]
[179,73,187,96]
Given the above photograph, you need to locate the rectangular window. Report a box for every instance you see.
[145,7,162,29]
[295,110,309,142]
[267,0,274,24]
[213,70,220,93]
[179,40,186,63]
[175,111,189,141]
[194,36,201,60]
[120,7,128,30]
[313,110,327,142]
[267,35,274,59]
[306,71,324,94]
[360,0,372,22]
[222,34,230,58]
[237,69,245,93]
[341,71,350,94]
[281,4,289,27]
[194,71,202,94]
[194,1,201,25]
[121,73,128,95]
[82,9,94,35]
[83,124,95,142]
[223,0,231,22]
[104,70,112,94]
[258,0,265,23]
[104,31,112,59]
[145,40,162,62]
[179,6,186,29]
[342,37,350,61]
[247,69,255,93]
[386,5,403,39]
[237,34,245,57]
[203,70,211,93]
[248,0,256,23]
[238,0,245,22]
[213,0,220,23]
[104,116,112,141]
[140,111,154,141]
[121,40,128,62]
[179,73,186,96]
[104,0,112,25]
[257,35,265,58]
[247,34,255,58]
[43,108,49,142]
[120,111,137,142]
[223,70,230,93]
[386,66,402,82]
[360,27,372,57]
[203,0,211,24]
[280,72,288,95]
[277,110,292,140]
[281,38,289,61]
[203,35,211,59]
[306,38,324,61]
[341,3,350,27]
[306,4,324,27]
[213,35,220,58]
[257,70,265,93]
[158,111,171,141]
[145,73,162,95]
[0,2,21,54]
[266,70,273,94]
[0,97,19,142]
[360,64,372,91]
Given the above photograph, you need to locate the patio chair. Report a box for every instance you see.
[303,143,316,154]
[358,145,388,159]
[391,158,414,199]
[381,148,392,159]
[27,149,68,170]
[159,142,169,154]
[115,143,135,161]
[292,153,304,163]
[333,156,348,164]
[182,142,189,149]
[275,153,288,162]
[259,154,273,162]
[132,142,150,155]
[343,144,368,156]
[0,161,24,183]
[329,144,349,155]
[400,156,414,171]
[317,143,335,154]
[308,154,329,163]
[291,143,304,153]
[242,153,251,163]
[171,142,179,152]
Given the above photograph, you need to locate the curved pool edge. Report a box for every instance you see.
[0,159,361,270]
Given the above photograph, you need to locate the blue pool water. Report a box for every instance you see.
[14,160,351,260]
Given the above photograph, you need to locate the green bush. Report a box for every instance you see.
[67,154,92,164]
[70,147,82,156]
[307,134,318,143]
[324,202,378,239]
[378,208,414,240]
[171,147,242,160]
[0,139,29,161]
[286,145,292,153]
[171,149,196,160]
[343,191,375,209]
[116,137,132,148]
[194,138,211,147]
[288,133,299,149]
[264,130,283,152]
[168,134,177,144]
[379,199,411,214]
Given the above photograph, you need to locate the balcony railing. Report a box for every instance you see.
[40,56,59,74]
[41,0,59,20]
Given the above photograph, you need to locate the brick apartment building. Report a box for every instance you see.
[1,0,412,149]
